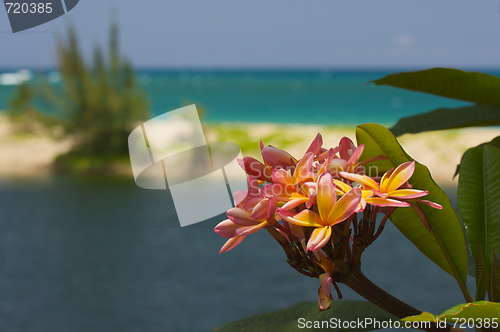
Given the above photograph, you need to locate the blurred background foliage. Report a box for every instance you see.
[7,23,150,173]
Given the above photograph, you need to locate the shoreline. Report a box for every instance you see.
[0,114,72,177]
[208,122,500,187]
[1,114,499,186]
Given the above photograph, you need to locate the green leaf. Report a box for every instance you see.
[370,68,500,106]
[402,301,500,322]
[212,301,398,332]
[454,136,500,178]
[491,254,500,302]
[457,144,500,268]
[389,104,500,137]
[356,123,468,286]
[475,242,490,301]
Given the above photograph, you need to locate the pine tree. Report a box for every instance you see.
[7,23,150,172]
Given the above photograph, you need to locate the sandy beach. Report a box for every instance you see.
[0,114,72,177]
[209,122,500,187]
[1,113,499,186]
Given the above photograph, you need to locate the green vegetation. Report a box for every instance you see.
[213,301,397,332]
[209,124,306,156]
[373,68,500,303]
[7,24,150,174]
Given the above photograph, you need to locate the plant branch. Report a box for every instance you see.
[336,265,467,332]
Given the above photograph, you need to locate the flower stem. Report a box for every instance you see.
[365,207,395,246]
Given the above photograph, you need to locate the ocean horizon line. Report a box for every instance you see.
[2,66,500,74]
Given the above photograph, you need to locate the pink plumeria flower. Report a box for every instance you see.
[338,137,357,161]
[340,161,435,208]
[261,145,297,169]
[260,152,317,209]
[327,137,386,178]
[305,133,332,163]
[278,173,362,252]
[314,248,337,310]
[328,137,365,175]
[260,132,326,169]
[238,157,273,183]
[215,178,278,253]
[215,197,277,253]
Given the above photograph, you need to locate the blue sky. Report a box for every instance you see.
[1,0,499,69]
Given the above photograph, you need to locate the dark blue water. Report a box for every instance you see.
[0,176,474,332]
[0,69,478,125]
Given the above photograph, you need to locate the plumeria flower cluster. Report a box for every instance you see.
[215,134,442,311]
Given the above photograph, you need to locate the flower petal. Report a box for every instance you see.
[379,167,395,193]
[241,157,273,182]
[317,173,336,222]
[267,196,277,220]
[260,183,299,201]
[278,209,324,227]
[415,199,443,209]
[340,171,380,190]
[355,198,367,213]
[243,196,264,211]
[338,137,356,160]
[316,148,335,178]
[327,187,362,225]
[281,197,309,210]
[248,177,260,195]
[319,272,332,299]
[272,168,292,186]
[227,207,259,226]
[214,219,241,238]
[235,221,267,236]
[306,133,323,156]
[345,144,364,170]
[388,189,429,199]
[318,284,333,311]
[293,152,314,184]
[227,207,252,220]
[384,161,415,193]
[327,158,347,176]
[219,235,246,254]
[307,226,332,251]
[306,189,316,209]
[365,197,410,208]
[332,179,352,195]
[261,146,297,168]
[250,198,269,220]
[362,189,374,199]
[233,190,248,207]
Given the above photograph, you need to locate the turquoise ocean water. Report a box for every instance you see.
[0,69,480,125]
